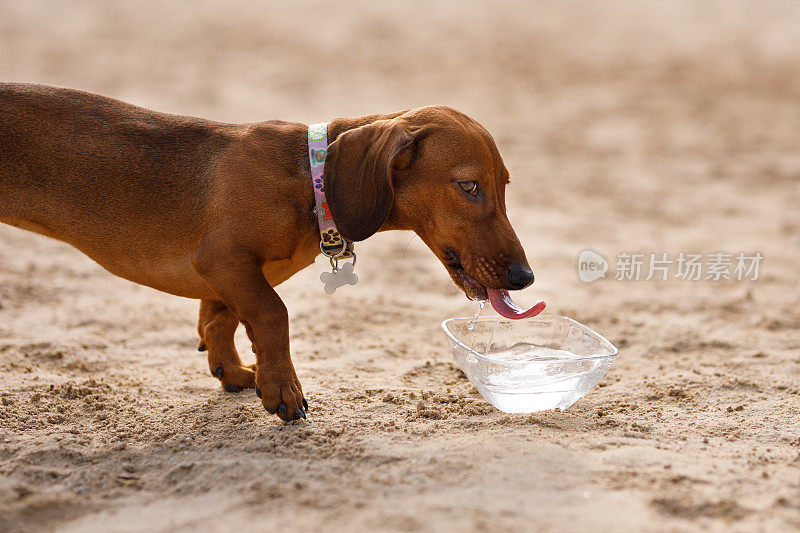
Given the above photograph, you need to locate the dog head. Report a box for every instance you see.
[323,106,534,300]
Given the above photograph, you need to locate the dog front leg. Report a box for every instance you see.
[193,248,306,422]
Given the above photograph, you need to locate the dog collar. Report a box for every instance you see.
[308,123,357,294]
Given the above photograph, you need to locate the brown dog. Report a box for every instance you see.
[0,83,535,421]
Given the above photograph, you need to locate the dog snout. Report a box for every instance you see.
[506,263,534,290]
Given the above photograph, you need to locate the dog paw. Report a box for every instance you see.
[256,372,307,422]
[210,364,256,392]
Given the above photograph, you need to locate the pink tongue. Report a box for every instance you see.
[486,289,546,319]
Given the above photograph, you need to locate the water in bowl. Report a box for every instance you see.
[469,343,613,412]
[442,315,618,413]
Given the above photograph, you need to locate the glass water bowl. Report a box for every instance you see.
[441,315,618,413]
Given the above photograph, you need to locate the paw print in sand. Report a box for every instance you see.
[320,262,358,294]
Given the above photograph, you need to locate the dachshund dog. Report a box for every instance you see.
[0,83,535,421]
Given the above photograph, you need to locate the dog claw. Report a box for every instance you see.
[197,343,207,352]
[254,387,303,420]
[211,366,223,379]
[223,382,243,393]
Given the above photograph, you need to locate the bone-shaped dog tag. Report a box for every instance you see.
[320,261,358,294]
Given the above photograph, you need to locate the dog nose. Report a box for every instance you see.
[507,264,534,290]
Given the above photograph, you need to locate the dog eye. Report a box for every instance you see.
[458,181,479,196]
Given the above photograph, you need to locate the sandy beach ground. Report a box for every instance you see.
[0,1,798,531]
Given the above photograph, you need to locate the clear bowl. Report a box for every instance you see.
[441,315,618,413]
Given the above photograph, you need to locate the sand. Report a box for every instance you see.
[0,1,798,531]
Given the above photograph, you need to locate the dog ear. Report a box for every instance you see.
[323,120,413,242]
